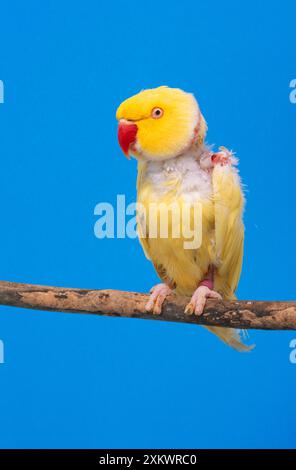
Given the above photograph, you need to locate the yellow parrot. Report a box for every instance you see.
[116,86,252,352]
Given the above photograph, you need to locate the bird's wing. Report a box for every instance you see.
[212,162,245,298]
[136,161,151,260]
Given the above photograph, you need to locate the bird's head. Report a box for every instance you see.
[116,86,207,161]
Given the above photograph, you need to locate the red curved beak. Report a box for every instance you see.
[118,120,138,159]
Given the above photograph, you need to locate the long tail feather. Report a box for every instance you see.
[204,326,255,352]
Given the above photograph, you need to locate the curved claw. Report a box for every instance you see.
[145,284,172,315]
[185,286,222,316]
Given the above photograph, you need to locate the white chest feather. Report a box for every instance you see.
[142,148,213,202]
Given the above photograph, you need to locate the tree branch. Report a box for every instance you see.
[0,281,295,330]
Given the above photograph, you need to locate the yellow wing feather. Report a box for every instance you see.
[136,161,151,260]
[207,162,253,352]
[212,163,245,299]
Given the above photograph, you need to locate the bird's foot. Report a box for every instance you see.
[145,283,172,315]
[184,285,222,316]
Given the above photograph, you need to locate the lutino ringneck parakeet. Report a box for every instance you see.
[116,86,253,352]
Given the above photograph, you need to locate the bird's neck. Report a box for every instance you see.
[140,143,211,178]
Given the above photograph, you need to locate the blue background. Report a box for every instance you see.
[0,0,295,449]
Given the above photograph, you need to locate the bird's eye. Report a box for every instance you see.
[151,107,164,119]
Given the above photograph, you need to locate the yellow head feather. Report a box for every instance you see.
[116,86,206,160]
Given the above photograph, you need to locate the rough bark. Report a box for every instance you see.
[0,281,295,330]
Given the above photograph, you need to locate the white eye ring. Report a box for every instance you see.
[151,107,164,119]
